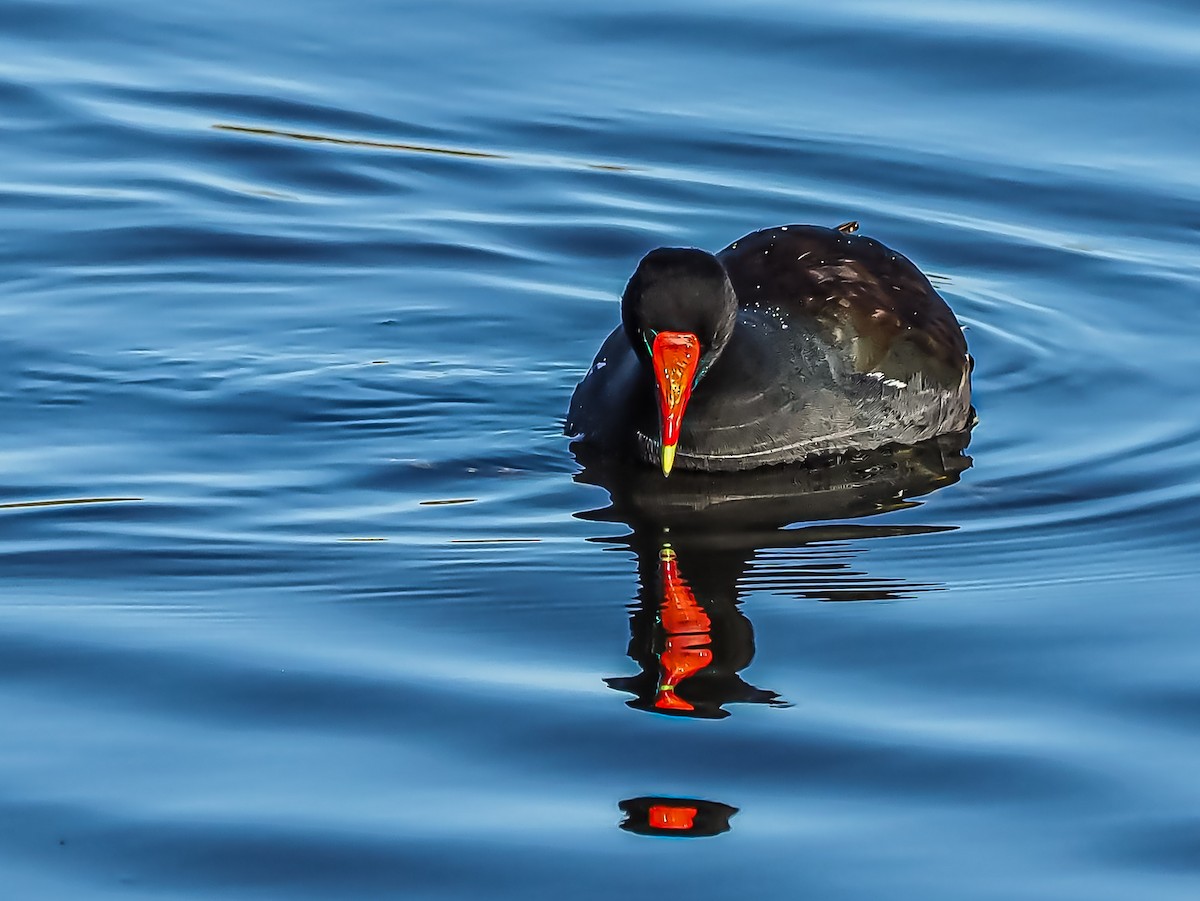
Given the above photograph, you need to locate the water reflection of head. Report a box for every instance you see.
[618,796,738,838]
[606,541,784,718]
[575,431,972,717]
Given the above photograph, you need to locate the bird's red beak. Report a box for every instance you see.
[651,331,700,476]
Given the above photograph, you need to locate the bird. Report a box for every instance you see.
[565,222,973,475]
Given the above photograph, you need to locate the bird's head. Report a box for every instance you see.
[621,248,737,475]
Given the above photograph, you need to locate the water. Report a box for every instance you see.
[3,0,1199,896]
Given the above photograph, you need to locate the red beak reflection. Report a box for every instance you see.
[654,545,713,712]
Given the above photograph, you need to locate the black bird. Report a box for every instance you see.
[566,223,973,475]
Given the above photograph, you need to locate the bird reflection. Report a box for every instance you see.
[574,430,972,719]
[605,540,784,718]
[618,796,738,838]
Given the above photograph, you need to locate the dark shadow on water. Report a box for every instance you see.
[618,797,739,838]
[573,431,972,720]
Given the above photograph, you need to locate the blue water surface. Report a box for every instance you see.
[3,0,1200,897]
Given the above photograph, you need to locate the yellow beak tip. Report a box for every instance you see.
[661,443,677,477]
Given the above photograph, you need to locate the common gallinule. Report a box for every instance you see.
[566,223,973,474]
